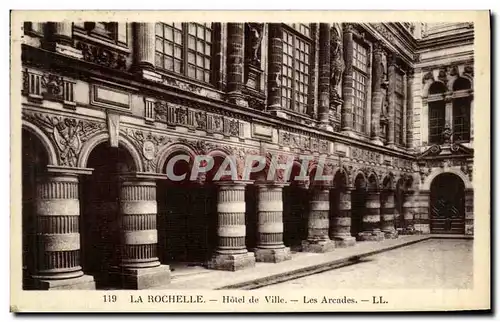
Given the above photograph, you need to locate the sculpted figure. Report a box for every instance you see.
[247,23,264,65]
[330,28,344,99]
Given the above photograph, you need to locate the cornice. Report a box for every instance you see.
[21,44,418,161]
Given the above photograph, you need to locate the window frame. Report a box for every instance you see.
[452,97,472,143]
[280,23,313,115]
[155,22,215,85]
[394,69,405,146]
[351,39,370,135]
[428,100,446,145]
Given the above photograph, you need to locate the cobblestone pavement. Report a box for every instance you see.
[260,239,473,289]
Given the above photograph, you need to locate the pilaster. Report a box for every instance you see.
[331,187,356,247]
[340,23,354,135]
[134,23,156,71]
[302,184,336,253]
[208,181,256,271]
[226,23,248,107]
[267,23,284,116]
[358,190,385,241]
[318,23,332,130]
[254,183,291,263]
[370,41,384,145]
[111,177,171,289]
[29,170,95,290]
[386,52,397,148]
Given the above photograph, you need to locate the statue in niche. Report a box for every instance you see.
[247,23,264,66]
[330,27,344,102]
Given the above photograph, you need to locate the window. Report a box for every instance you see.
[394,72,405,145]
[352,41,369,133]
[155,23,213,83]
[453,98,471,142]
[428,101,446,144]
[281,25,311,114]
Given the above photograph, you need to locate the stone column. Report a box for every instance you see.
[208,181,256,271]
[465,188,474,235]
[381,190,398,239]
[370,41,384,145]
[358,190,385,241]
[135,23,156,71]
[31,171,95,290]
[341,24,354,134]
[406,69,414,149]
[402,190,416,233]
[416,191,430,234]
[386,52,397,147]
[226,23,247,106]
[302,184,336,253]
[53,22,73,46]
[267,23,284,115]
[318,23,331,130]
[331,187,356,247]
[112,178,171,289]
[254,183,291,263]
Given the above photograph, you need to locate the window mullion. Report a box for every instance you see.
[182,23,188,77]
[291,34,297,112]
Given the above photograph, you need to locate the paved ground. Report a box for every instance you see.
[260,239,473,289]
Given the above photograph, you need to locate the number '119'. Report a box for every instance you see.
[103,295,117,303]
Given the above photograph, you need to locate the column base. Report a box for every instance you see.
[319,123,334,132]
[208,252,256,271]
[301,239,336,253]
[55,43,83,60]
[383,229,399,239]
[341,130,359,139]
[269,109,287,118]
[30,274,95,290]
[357,231,385,242]
[227,93,249,107]
[255,247,291,263]
[370,138,384,146]
[109,265,171,290]
[332,235,357,247]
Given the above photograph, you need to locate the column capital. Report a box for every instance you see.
[255,181,290,189]
[46,165,93,176]
[215,179,254,187]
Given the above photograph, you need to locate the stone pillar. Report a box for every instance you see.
[302,185,336,253]
[402,190,416,233]
[465,189,474,235]
[112,178,171,289]
[406,69,414,149]
[31,171,95,290]
[416,191,430,234]
[135,23,156,71]
[445,93,453,132]
[358,190,385,241]
[386,52,397,147]
[381,190,398,239]
[318,23,331,130]
[267,23,284,115]
[370,41,384,145]
[53,22,73,46]
[227,23,247,106]
[209,181,256,271]
[331,188,356,247]
[254,183,291,263]
[340,24,354,134]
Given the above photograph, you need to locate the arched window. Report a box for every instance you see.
[155,23,213,84]
[281,24,312,115]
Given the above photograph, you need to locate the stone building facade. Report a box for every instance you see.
[20,21,474,290]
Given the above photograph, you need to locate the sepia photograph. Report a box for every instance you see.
[9,10,491,312]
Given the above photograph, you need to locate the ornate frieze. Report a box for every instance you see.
[75,40,127,70]
[121,128,171,172]
[22,111,106,167]
[22,68,76,107]
[278,130,328,153]
[153,101,243,137]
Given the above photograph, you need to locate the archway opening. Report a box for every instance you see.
[158,151,217,266]
[22,129,49,289]
[351,173,366,238]
[283,162,309,251]
[80,143,136,288]
[430,173,466,234]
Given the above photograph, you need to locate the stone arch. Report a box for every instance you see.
[367,171,380,191]
[156,142,198,174]
[205,148,239,181]
[381,172,395,191]
[353,171,367,189]
[452,76,472,91]
[332,166,348,189]
[22,120,59,166]
[77,132,144,172]
[421,167,472,191]
[427,81,447,96]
